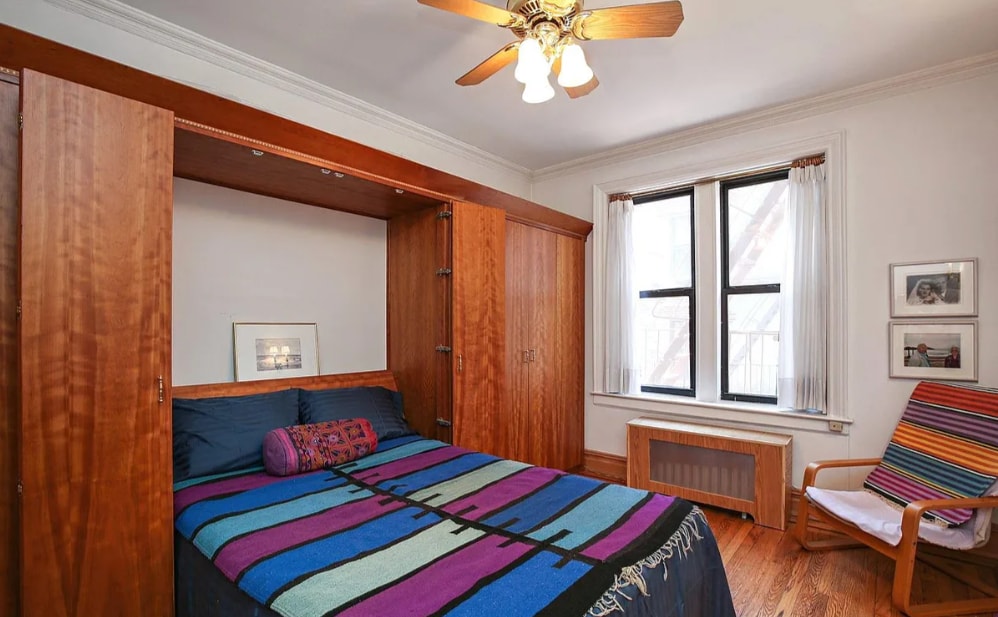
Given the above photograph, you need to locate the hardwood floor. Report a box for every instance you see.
[703,506,998,617]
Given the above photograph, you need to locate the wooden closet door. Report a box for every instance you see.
[450,202,505,456]
[388,206,450,441]
[504,221,531,462]
[0,78,19,617]
[19,70,174,617]
[521,226,558,468]
[551,234,585,470]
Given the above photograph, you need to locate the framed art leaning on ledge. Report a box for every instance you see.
[889,321,977,382]
[233,322,319,382]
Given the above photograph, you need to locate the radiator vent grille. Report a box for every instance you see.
[650,440,755,501]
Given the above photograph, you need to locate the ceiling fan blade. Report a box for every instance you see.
[565,74,599,99]
[574,1,684,40]
[417,0,520,27]
[456,42,519,86]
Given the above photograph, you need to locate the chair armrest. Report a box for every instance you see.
[801,458,882,490]
[900,495,998,541]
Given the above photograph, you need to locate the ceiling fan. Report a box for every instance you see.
[417,0,684,103]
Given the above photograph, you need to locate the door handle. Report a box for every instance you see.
[529,349,536,362]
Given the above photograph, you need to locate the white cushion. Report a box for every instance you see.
[805,486,992,550]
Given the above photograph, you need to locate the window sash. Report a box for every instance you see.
[634,187,695,397]
[719,169,789,404]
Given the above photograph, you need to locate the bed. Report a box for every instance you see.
[172,371,735,617]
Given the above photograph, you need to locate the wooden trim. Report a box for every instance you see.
[173,370,398,399]
[582,450,627,483]
[0,25,592,239]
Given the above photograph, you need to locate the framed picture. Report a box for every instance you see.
[233,322,319,382]
[889,321,977,381]
[890,258,977,318]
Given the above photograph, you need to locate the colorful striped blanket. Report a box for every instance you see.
[175,436,734,617]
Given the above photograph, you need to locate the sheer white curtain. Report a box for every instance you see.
[778,160,827,411]
[603,194,640,394]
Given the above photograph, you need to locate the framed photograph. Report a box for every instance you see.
[890,258,977,318]
[233,322,319,382]
[889,321,977,381]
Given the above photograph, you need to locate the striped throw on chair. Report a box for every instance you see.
[863,381,998,526]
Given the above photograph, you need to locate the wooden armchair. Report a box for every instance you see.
[795,382,998,617]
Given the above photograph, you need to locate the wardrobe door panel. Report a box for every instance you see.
[19,70,173,617]
[553,234,585,470]
[450,201,505,456]
[504,222,531,462]
[388,206,449,441]
[0,78,19,617]
[523,225,558,468]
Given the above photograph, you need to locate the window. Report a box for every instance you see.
[629,169,793,405]
[594,136,844,423]
[632,188,695,396]
[719,171,789,403]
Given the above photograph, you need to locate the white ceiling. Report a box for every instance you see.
[114,0,998,171]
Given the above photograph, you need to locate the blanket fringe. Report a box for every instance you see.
[586,507,706,617]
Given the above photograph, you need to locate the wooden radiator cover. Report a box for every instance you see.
[627,418,792,530]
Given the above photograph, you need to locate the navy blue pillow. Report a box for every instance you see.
[298,386,416,441]
[173,389,299,482]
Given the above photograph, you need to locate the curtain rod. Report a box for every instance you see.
[620,153,826,201]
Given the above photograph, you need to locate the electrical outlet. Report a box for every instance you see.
[828,421,844,433]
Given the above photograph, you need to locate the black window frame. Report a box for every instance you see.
[633,186,696,398]
[719,169,789,404]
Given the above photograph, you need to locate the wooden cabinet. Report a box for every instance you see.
[388,201,506,457]
[0,76,19,617]
[17,70,174,617]
[505,222,584,470]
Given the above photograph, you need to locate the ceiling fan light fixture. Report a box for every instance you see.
[557,42,593,88]
[522,75,555,104]
[513,37,549,84]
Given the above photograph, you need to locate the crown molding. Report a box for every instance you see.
[531,50,998,182]
[40,0,531,179]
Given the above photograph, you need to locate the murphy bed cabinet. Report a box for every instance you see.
[18,71,175,617]
[0,75,19,617]
[388,202,507,457]
[505,222,585,470]
[1,25,591,616]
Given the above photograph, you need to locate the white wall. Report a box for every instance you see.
[532,69,998,488]
[0,0,531,199]
[172,179,386,385]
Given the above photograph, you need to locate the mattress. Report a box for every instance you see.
[174,435,735,617]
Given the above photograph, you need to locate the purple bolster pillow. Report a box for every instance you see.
[263,418,379,477]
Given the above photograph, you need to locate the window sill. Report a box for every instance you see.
[591,391,852,435]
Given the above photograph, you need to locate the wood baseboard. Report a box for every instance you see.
[582,450,627,483]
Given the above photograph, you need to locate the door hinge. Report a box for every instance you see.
[435,345,452,353]
[436,210,452,219]
[157,376,165,404]
[16,481,22,496]
[435,418,453,428]
[15,300,20,319]
[18,113,22,131]
[435,268,452,276]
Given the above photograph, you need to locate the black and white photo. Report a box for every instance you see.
[890,259,977,317]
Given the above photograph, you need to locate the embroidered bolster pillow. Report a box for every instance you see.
[263,418,378,477]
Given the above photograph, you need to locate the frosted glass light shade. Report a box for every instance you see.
[557,43,594,88]
[522,75,555,104]
[514,37,549,84]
